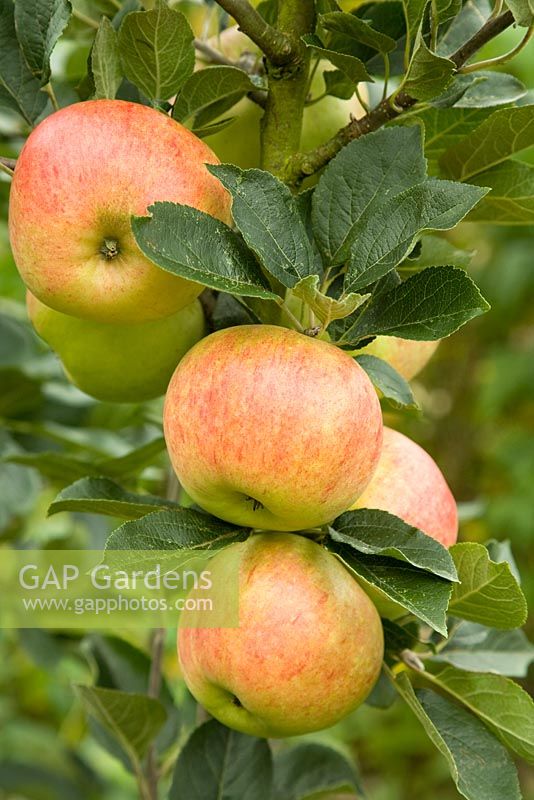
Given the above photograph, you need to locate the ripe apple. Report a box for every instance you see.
[199,27,368,169]
[9,100,232,324]
[27,291,206,403]
[164,324,383,531]
[358,337,439,381]
[178,532,384,737]
[351,426,458,547]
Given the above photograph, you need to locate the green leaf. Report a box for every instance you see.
[208,165,317,288]
[273,743,363,800]
[0,314,40,367]
[0,0,49,124]
[132,202,277,300]
[392,675,522,800]
[400,234,473,272]
[14,0,71,86]
[48,477,177,519]
[330,544,452,634]
[85,634,180,752]
[3,451,102,483]
[398,106,489,175]
[402,0,428,43]
[466,160,534,225]
[169,719,273,800]
[291,275,369,327]
[76,685,166,765]
[506,0,534,26]
[320,11,396,53]
[403,31,455,101]
[302,34,372,83]
[105,507,248,566]
[344,179,486,291]
[440,105,534,180]
[434,72,526,109]
[422,665,534,762]
[0,432,41,533]
[436,0,492,55]
[313,126,427,266]
[173,66,255,128]
[99,436,166,478]
[117,1,194,101]
[485,539,521,583]
[431,621,534,677]
[92,16,122,100]
[355,352,418,408]
[330,509,457,580]
[449,543,527,629]
[344,266,489,343]
[322,68,355,99]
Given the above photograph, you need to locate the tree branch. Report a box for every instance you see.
[214,0,295,65]
[285,10,515,185]
[260,0,315,176]
[145,627,166,800]
[194,38,236,67]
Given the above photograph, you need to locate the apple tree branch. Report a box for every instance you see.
[284,10,516,185]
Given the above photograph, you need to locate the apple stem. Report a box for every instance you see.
[0,159,14,178]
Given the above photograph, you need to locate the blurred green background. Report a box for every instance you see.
[0,3,533,798]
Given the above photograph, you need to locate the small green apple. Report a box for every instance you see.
[164,324,383,531]
[199,27,368,169]
[178,532,384,737]
[351,426,458,547]
[358,336,439,381]
[10,100,232,324]
[27,291,206,403]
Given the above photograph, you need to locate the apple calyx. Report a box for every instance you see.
[100,237,120,260]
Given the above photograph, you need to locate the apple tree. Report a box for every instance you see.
[0,0,533,798]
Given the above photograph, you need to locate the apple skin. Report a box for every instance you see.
[358,337,439,381]
[164,324,383,531]
[9,100,232,324]
[178,532,384,737]
[27,291,206,403]
[351,426,458,547]
[200,27,368,170]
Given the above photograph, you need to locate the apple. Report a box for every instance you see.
[9,99,232,324]
[178,532,384,737]
[164,324,383,531]
[27,291,206,403]
[351,426,458,547]
[199,26,368,170]
[358,337,439,381]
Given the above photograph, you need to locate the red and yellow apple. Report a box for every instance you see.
[199,26,368,169]
[358,337,439,381]
[164,325,383,531]
[9,100,231,324]
[351,426,458,547]
[178,532,384,737]
[27,291,206,403]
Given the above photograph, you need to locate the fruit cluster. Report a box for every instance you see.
[10,99,457,738]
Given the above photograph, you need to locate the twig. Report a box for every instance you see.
[194,38,236,67]
[285,10,515,184]
[214,0,294,66]
[145,627,166,800]
[72,7,99,29]
[0,158,15,178]
[460,23,534,73]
